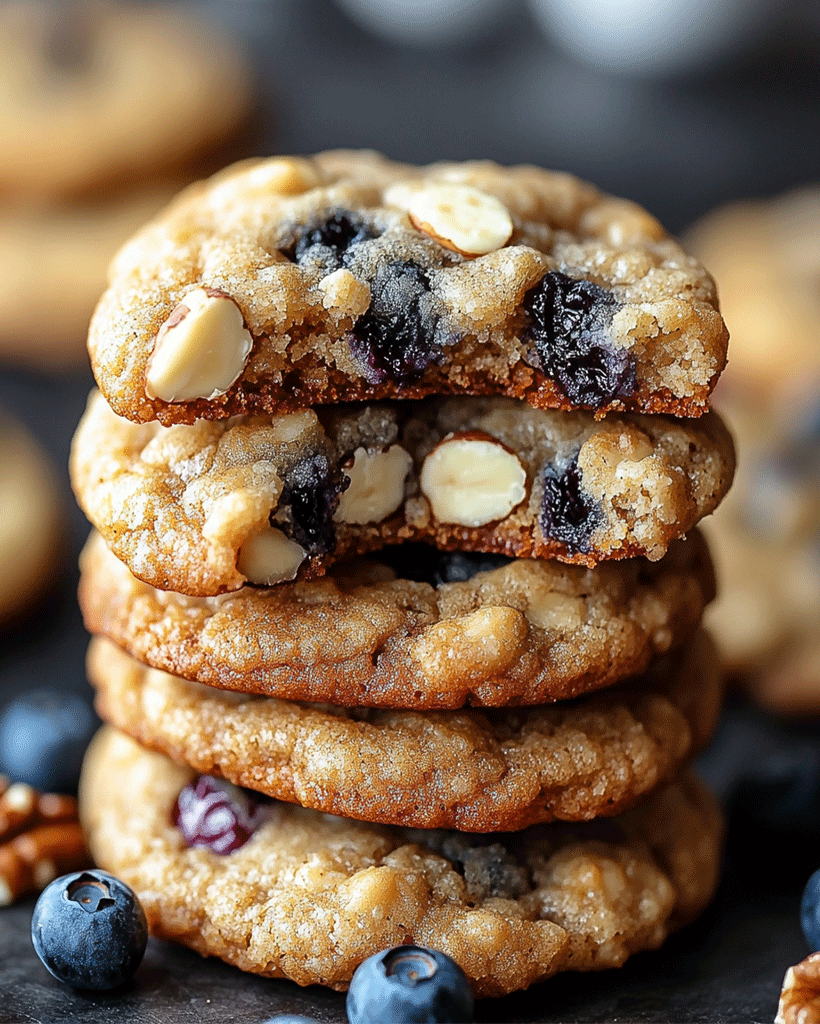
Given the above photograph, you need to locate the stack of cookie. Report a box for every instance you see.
[71,152,734,999]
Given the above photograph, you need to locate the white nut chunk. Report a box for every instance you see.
[145,287,254,403]
[420,432,527,527]
[237,527,305,586]
[405,183,513,257]
[335,445,413,525]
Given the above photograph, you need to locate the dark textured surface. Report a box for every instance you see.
[1,0,819,1020]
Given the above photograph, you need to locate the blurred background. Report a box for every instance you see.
[0,0,819,1013]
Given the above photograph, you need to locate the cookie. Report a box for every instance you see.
[70,389,734,594]
[87,151,728,425]
[0,2,252,200]
[79,529,714,709]
[86,631,721,832]
[0,412,61,621]
[703,392,820,712]
[0,187,177,370]
[80,728,724,996]
[687,186,820,393]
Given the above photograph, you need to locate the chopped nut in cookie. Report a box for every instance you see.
[401,182,514,257]
[335,445,413,525]
[420,431,527,527]
[237,527,305,586]
[145,287,253,403]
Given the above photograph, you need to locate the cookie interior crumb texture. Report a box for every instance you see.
[80,728,724,997]
[70,389,735,594]
[87,151,729,424]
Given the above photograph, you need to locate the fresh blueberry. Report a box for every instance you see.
[174,775,264,854]
[31,870,147,990]
[349,261,448,385]
[346,945,474,1024]
[539,456,602,554]
[260,1017,319,1023]
[802,869,820,951]
[0,688,97,793]
[523,270,635,409]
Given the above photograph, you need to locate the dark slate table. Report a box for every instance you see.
[1,1,820,1020]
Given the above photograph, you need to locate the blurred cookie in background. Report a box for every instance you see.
[0,186,178,371]
[0,410,62,623]
[687,186,820,714]
[0,1,253,201]
[0,1,254,371]
[687,186,820,390]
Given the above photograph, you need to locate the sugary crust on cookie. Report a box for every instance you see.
[87,633,722,832]
[0,414,61,619]
[80,728,723,995]
[79,529,714,709]
[70,390,734,593]
[88,151,728,423]
[0,3,252,199]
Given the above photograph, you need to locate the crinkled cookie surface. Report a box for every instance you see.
[80,728,723,996]
[70,390,734,594]
[87,632,721,831]
[80,530,714,708]
[89,151,728,424]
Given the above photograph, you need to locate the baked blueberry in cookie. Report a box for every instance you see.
[523,271,636,409]
[540,456,604,555]
[284,210,379,269]
[349,261,451,385]
[173,775,264,854]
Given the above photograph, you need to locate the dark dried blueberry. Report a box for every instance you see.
[441,840,529,901]
[284,211,377,269]
[275,454,341,558]
[523,270,636,409]
[432,551,513,586]
[173,776,263,854]
[349,261,447,385]
[539,456,602,554]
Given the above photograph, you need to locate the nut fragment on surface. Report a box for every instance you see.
[777,953,820,1024]
[420,432,527,527]
[335,445,413,525]
[403,182,514,257]
[145,287,254,403]
[237,527,305,586]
